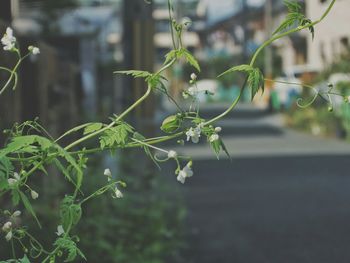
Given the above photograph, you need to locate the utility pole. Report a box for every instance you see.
[264,0,273,78]
[122,0,154,134]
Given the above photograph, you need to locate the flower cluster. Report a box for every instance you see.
[177,161,193,184]
[1,27,40,55]
[186,123,203,143]
[1,27,16,51]
[104,168,123,198]
[1,211,21,242]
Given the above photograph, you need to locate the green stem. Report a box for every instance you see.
[250,0,336,67]
[64,85,152,151]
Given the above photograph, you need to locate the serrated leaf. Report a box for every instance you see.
[248,68,264,100]
[182,49,201,72]
[83,123,103,135]
[54,236,86,262]
[218,64,254,78]
[164,49,178,65]
[99,123,133,149]
[19,191,42,228]
[114,70,152,79]
[284,0,301,12]
[273,12,303,35]
[60,195,82,230]
[0,135,53,158]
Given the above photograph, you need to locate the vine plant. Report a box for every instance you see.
[0,0,341,262]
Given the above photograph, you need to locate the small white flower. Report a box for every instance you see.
[12,211,21,217]
[187,87,197,96]
[5,231,12,241]
[7,178,18,186]
[214,127,222,133]
[56,225,65,236]
[167,150,177,159]
[2,222,12,232]
[104,168,112,177]
[13,172,20,180]
[104,168,112,181]
[177,162,193,184]
[1,27,16,51]
[190,73,197,81]
[209,134,219,143]
[28,46,40,55]
[114,187,123,199]
[186,127,201,143]
[31,190,39,200]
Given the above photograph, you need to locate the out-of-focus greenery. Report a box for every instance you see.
[286,49,350,140]
[76,151,186,263]
[0,150,185,262]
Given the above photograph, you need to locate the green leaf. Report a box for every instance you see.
[83,123,103,135]
[0,135,53,158]
[54,236,86,262]
[182,49,201,72]
[19,191,42,228]
[218,64,254,78]
[60,195,82,230]
[11,190,20,206]
[114,70,152,79]
[164,49,178,65]
[247,68,264,100]
[210,139,221,160]
[99,123,134,149]
[52,159,78,189]
[55,145,83,191]
[0,157,13,189]
[220,140,231,160]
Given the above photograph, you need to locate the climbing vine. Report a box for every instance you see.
[0,0,341,262]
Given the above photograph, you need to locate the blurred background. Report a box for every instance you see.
[1,0,350,262]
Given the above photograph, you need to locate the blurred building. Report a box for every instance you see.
[306,0,350,71]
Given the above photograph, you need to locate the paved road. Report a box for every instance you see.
[165,104,350,263]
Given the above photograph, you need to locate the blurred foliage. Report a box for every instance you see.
[286,49,350,140]
[314,48,350,84]
[0,150,185,262]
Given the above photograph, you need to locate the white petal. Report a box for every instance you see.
[5,231,12,241]
[104,168,112,177]
[56,225,65,236]
[31,190,39,200]
[12,211,21,217]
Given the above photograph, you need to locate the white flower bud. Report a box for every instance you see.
[7,178,17,186]
[214,127,222,133]
[28,45,40,55]
[190,73,197,80]
[104,168,111,177]
[2,222,12,232]
[114,187,123,199]
[167,150,178,159]
[12,211,21,217]
[31,190,39,200]
[56,225,65,236]
[5,231,12,241]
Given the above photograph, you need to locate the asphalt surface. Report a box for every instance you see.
[167,104,350,263]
